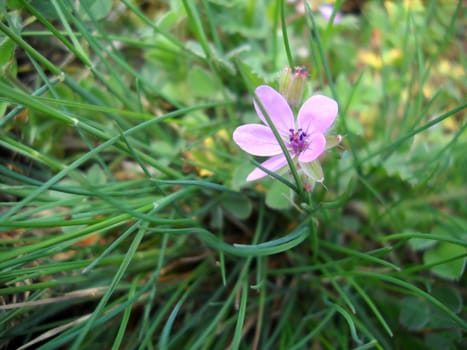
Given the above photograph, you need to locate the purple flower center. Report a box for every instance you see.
[288,128,308,154]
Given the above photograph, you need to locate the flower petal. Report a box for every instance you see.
[233,124,283,156]
[297,95,338,134]
[298,133,326,163]
[254,85,295,134]
[246,154,289,182]
[318,5,343,24]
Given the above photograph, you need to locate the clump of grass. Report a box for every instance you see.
[0,1,465,349]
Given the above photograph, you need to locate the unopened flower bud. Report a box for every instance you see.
[279,66,308,107]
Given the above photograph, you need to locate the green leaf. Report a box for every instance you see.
[424,332,458,350]
[187,67,219,98]
[87,164,107,186]
[151,140,178,158]
[209,205,223,229]
[231,161,253,190]
[423,242,466,281]
[221,193,252,220]
[0,101,8,118]
[185,40,206,59]
[29,0,62,19]
[408,237,438,251]
[399,296,431,330]
[212,4,268,38]
[235,59,265,89]
[384,152,418,186]
[345,117,364,136]
[406,230,438,251]
[76,0,112,20]
[266,180,292,210]
[6,0,23,10]
[431,285,462,314]
[0,36,15,67]
[157,4,186,31]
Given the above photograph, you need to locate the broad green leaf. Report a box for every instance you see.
[408,237,438,251]
[209,205,223,229]
[77,0,112,20]
[185,40,206,59]
[212,5,268,38]
[431,285,462,314]
[6,0,22,10]
[231,162,253,190]
[384,152,418,186]
[29,0,62,19]
[266,180,292,210]
[406,229,438,251]
[0,36,15,67]
[424,332,458,350]
[345,116,364,136]
[425,286,463,332]
[87,164,107,186]
[157,11,181,32]
[236,60,265,89]
[221,194,252,220]
[151,140,178,158]
[0,101,8,117]
[187,67,219,98]
[399,297,430,331]
[423,242,466,281]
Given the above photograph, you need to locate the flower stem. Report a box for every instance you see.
[281,0,294,68]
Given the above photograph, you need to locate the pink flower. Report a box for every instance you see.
[318,4,342,24]
[233,85,338,182]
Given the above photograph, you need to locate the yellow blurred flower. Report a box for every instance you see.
[385,0,424,16]
[438,59,465,79]
[183,129,230,177]
[358,48,402,69]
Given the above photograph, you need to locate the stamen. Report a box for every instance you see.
[287,128,309,153]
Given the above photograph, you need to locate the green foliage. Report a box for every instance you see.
[265,180,293,210]
[424,241,466,280]
[0,1,465,349]
[399,296,431,330]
